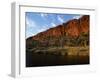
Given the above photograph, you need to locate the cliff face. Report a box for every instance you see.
[26,15,89,48]
[32,15,89,40]
[79,15,89,33]
[65,19,80,37]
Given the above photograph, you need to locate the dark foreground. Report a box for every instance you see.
[26,49,89,67]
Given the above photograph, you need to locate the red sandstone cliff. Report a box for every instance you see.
[31,15,89,41]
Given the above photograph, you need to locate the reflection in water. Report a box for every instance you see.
[26,51,89,67]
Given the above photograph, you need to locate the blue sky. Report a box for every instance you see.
[26,12,83,38]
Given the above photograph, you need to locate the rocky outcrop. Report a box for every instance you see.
[26,15,89,48]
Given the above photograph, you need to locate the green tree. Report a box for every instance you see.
[79,32,89,47]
